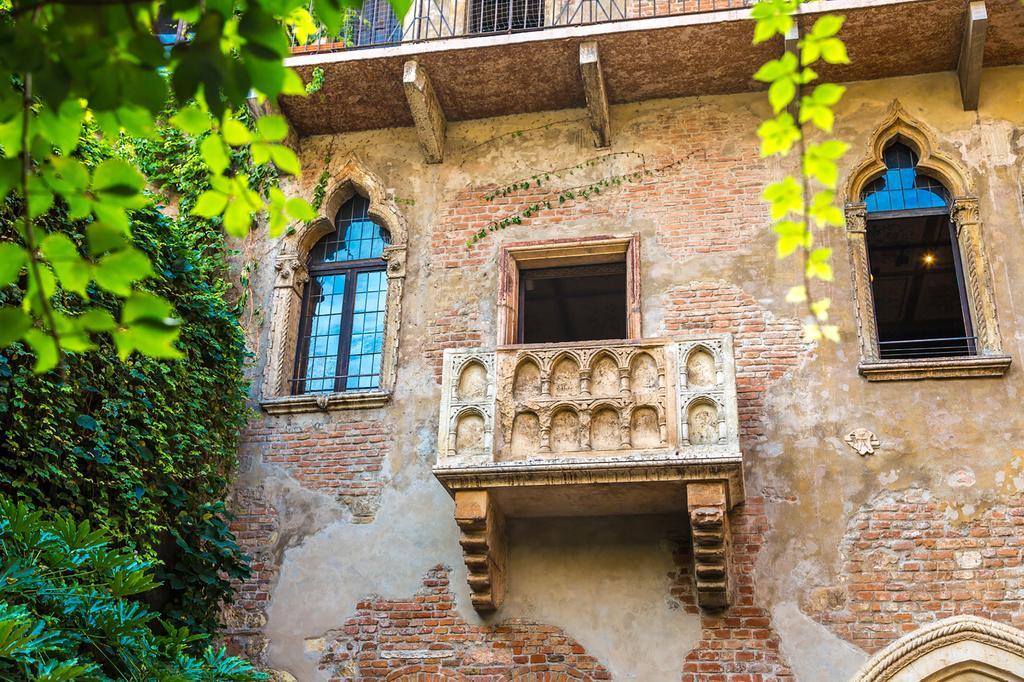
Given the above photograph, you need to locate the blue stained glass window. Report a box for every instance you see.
[863,143,950,213]
[295,195,391,394]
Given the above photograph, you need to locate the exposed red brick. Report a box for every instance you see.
[675,497,795,682]
[663,280,812,446]
[317,566,611,681]
[812,489,1024,654]
[241,416,391,520]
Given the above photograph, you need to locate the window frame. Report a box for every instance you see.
[843,105,1010,381]
[496,234,641,348]
[260,164,408,414]
[293,255,389,395]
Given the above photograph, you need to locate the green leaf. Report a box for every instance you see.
[170,106,212,136]
[23,328,58,373]
[36,99,85,155]
[221,118,251,146]
[222,200,253,238]
[819,38,850,64]
[806,247,834,280]
[811,14,844,39]
[269,145,301,175]
[256,115,289,142]
[753,53,796,83]
[94,248,153,296]
[91,159,146,208]
[757,112,801,157]
[0,242,26,288]
[115,293,183,360]
[86,223,128,256]
[40,233,91,298]
[785,285,807,303]
[768,78,796,114]
[812,83,846,106]
[772,220,809,258]
[810,297,831,321]
[79,308,116,332]
[192,191,229,218]
[0,307,31,347]
[286,197,316,221]
[200,135,231,175]
[762,176,804,219]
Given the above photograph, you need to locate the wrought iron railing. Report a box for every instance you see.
[877,335,978,359]
[289,0,754,53]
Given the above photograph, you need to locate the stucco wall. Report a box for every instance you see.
[225,66,1024,681]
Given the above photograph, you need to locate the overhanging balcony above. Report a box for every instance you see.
[280,0,1024,138]
[433,336,745,612]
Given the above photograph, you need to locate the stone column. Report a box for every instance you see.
[263,253,309,399]
[951,197,1002,354]
[845,203,879,363]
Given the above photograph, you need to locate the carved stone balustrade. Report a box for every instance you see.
[434,336,744,613]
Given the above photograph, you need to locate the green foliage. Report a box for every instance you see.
[752,1,850,342]
[0,497,266,680]
[1,130,251,635]
[0,0,404,371]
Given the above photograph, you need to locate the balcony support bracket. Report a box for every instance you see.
[454,490,507,613]
[687,481,734,610]
[403,59,447,163]
[957,1,988,111]
[579,41,611,149]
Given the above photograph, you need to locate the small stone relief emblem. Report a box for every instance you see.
[844,428,879,456]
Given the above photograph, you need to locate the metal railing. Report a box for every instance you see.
[289,0,754,53]
[877,335,978,359]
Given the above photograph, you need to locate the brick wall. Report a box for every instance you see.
[673,497,796,682]
[663,280,812,445]
[811,489,1024,654]
[223,485,281,664]
[242,417,391,521]
[315,566,611,681]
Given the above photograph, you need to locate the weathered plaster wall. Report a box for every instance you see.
[225,65,1024,681]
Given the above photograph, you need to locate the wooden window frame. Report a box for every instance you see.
[496,234,641,347]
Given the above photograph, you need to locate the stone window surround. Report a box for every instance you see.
[844,103,1011,381]
[495,233,642,347]
[261,162,408,414]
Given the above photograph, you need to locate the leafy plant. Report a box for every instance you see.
[751,0,850,341]
[0,0,407,371]
[0,497,267,681]
[1,128,251,637]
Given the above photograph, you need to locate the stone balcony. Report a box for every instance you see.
[434,335,745,612]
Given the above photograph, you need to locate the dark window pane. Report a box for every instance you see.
[863,143,950,213]
[867,214,973,358]
[519,263,627,344]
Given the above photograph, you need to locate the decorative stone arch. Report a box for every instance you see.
[851,616,1024,682]
[843,102,1009,380]
[261,161,409,412]
[681,395,725,446]
[511,666,592,681]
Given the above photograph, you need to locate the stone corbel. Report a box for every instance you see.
[454,490,507,612]
[579,41,611,149]
[402,59,446,164]
[686,481,733,610]
[262,253,309,400]
[957,1,988,111]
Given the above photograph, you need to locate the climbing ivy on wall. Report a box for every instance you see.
[0,124,252,636]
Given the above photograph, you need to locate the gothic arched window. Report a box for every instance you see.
[293,195,391,394]
[861,142,974,359]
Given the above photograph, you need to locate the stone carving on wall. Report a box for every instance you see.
[676,337,739,457]
[845,428,880,456]
[843,101,1010,381]
[438,350,496,465]
[261,159,409,413]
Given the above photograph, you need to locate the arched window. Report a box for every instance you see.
[293,195,392,394]
[861,142,974,359]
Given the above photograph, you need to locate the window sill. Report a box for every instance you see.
[260,390,391,414]
[858,355,1011,382]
